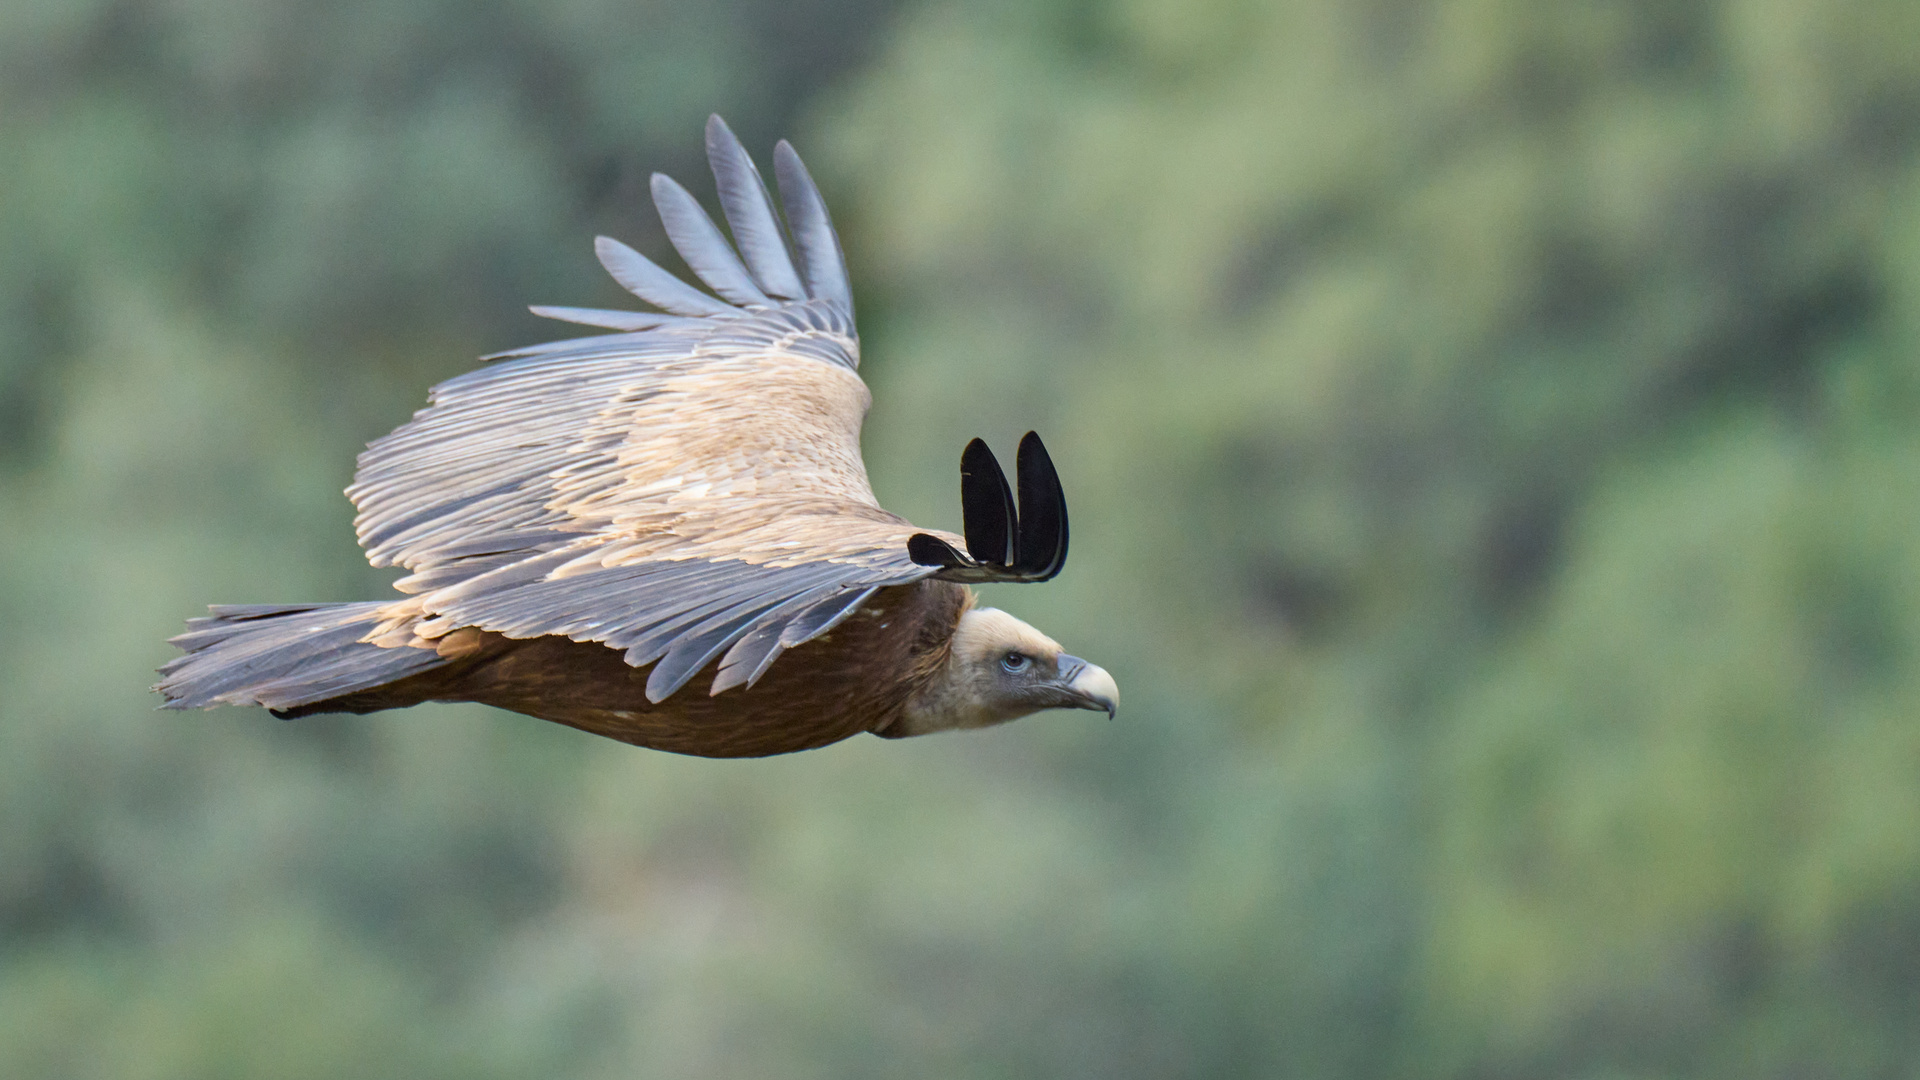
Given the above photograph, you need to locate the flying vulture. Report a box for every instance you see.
[156,115,1117,758]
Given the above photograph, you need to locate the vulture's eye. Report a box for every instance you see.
[1000,652,1031,674]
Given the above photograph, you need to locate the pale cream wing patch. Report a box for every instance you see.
[350,302,884,577]
[346,301,961,702]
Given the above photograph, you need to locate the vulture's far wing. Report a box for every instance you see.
[345,116,957,703]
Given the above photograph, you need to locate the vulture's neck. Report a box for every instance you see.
[895,601,1021,737]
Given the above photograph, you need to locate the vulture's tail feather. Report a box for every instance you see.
[155,602,448,716]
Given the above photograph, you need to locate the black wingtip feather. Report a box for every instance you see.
[921,434,1072,584]
[959,438,1016,565]
[908,533,970,569]
[1013,432,1069,580]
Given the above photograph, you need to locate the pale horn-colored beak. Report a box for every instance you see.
[1055,655,1119,719]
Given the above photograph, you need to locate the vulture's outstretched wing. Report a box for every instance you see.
[347,116,949,702]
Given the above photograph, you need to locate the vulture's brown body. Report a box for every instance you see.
[157,117,1116,757]
[283,581,969,758]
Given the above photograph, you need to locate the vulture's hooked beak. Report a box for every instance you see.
[1055,654,1119,719]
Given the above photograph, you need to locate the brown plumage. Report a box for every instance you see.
[155,115,1116,758]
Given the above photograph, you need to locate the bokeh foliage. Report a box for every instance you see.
[4,0,1919,1075]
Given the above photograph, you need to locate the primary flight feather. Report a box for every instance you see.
[155,115,1116,758]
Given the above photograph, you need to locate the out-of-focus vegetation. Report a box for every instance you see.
[4,0,1919,1074]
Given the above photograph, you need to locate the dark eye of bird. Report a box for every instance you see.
[1000,652,1030,674]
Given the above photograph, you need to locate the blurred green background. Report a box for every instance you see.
[5,0,1920,1075]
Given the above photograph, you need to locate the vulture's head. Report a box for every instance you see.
[896,607,1118,737]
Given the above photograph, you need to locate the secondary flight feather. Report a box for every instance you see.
[156,115,1116,758]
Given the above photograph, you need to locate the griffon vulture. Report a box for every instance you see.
[156,116,1117,758]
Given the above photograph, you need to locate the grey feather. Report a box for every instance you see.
[421,530,578,560]
[645,572,863,700]
[721,639,787,691]
[779,585,879,647]
[482,328,675,362]
[709,583,847,693]
[608,564,852,666]
[772,141,853,313]
[610,564,837,657]
[393,552,532,594]
[705,115,807,300]
[608,575,799,660]
[650,173,773,308]
[156,602,445,711]
[645,604,785,702]
[528,306,680,331]
[594,236,736,317]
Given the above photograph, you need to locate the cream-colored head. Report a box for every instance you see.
[895,607,1119,737]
